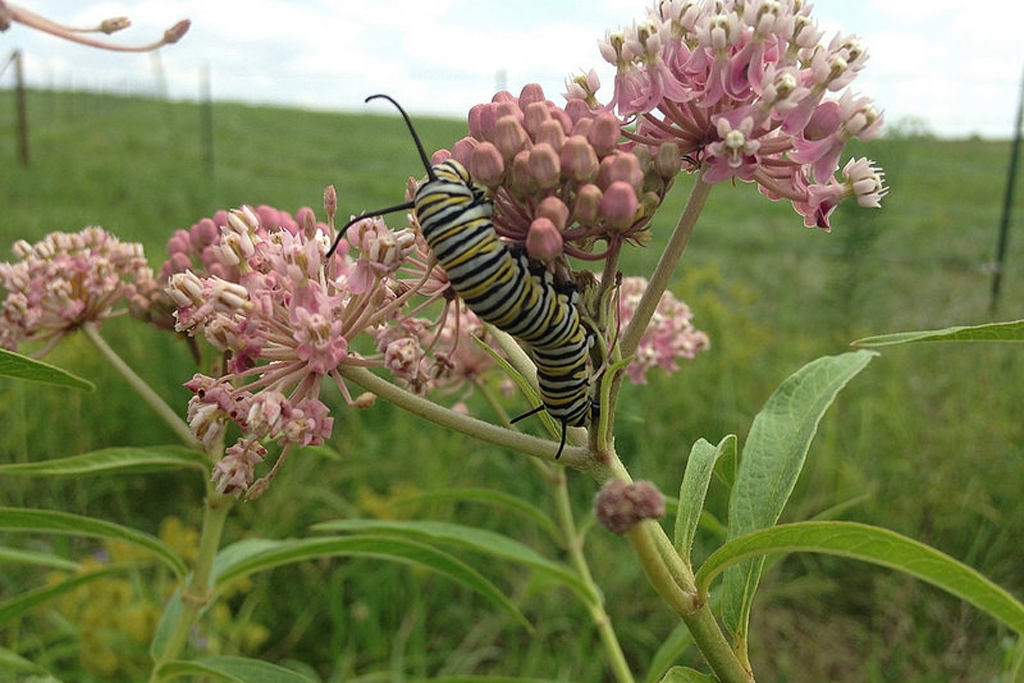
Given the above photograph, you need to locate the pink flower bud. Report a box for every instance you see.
[588,112,621,156]
[599,181,639,230]
[535,119,567,150]
[525,217,563,262]
[523,101,551,138]
[469,141,506,187]
[509,150,535,195]
[191,218,219,247]
[594,479,665,535]
[655,142,682,180]
[451,136,478,168]
[571,117,593,139]
[564,98,593,124]
[561,135,600,183]
[537,196,570,231]
[597,153,643,192]
[573,184,603,225]
[518,83,547,108]
[495,100,524,125]
[468,102,497,140]
[494,115,529,159]
[323,185,338,219]
[430,149,452,166]
[527,142,561,188]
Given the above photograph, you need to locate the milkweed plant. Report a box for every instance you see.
[3,1,1023,682]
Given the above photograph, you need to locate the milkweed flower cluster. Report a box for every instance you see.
[447,83,681,261]
[0,227,156,352]
[617,276,709,384]
[576,0,886,229]
[164,202,503,497]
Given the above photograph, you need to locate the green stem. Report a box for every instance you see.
[606,446,751,682]
[81,321,198,449]
[149,483,234,680]
[620,177,712,359]
[337,365,609,478]
[551,466,635,683]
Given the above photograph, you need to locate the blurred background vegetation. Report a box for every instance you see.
[1,89,1022,682]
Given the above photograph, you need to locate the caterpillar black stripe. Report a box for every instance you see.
[327,94,596,458]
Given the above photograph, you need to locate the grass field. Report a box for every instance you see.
[1,89,1023,682]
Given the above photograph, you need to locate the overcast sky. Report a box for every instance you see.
[5,1,1024,138]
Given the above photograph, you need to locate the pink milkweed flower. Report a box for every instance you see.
[616,276,709,384]
[0,227,156,353]
[593,0,885,230]
[167,203,434,498]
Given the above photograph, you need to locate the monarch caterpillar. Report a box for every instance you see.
[327,94,596,458]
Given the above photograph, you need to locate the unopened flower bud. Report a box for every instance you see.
[655,142,682,179]
[323,185,337,219]
[523,101,552,138]
[598,153,644,192]
[353,392,377,409]
[588,112,621,156]
[573,184,603,225]
[451,136,478,168]
[468,103,497,140]
[510,150,536,195]
[518,83,547,108]
[470,141,506,187]
[594,480,665,535]
[537,196,570,231]
[536,119,567,150]
[560,135,599,183]
[600,181,639,230]
[526,217,563,262]
[494,115,529,159]
[528,143,561,188]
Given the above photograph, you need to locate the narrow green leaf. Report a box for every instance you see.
[0,445,209,477]
[0,564,125,625]
[675,436,733,563]
[697,521,1024,635]
[385,488,564,544]
[157,655,316,682]
[150,588,183,662]
[0,545,80,571]
[644,623,696,683]
[0,646,49,675]
[0,347,95,389]
[212,536,531,629]
[0,507,187,579]
[722,350,875,641]
[314,519,595,605]
[853,319,1024,346]
[658,666,716,683]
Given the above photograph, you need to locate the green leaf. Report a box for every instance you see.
[0,445,209,477]
[0,545,80,571]
[0,508,187,579]
[0,347,95,389]
[644,623,696,683]
[156,655,316,682]
[658,666,716,683]
[384,487,564,544]
[675,436,733,564]
[697,521,1024,635]
[314,519,595,605]
[0,646,50,675]
[211,536,532,629]
[0,564,125,625]
[853,319,1024,346]
[721,350,875,642]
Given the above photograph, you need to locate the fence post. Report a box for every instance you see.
[14,49,30,166]
[990,67,1024,313]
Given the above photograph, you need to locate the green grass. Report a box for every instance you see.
[2,89,1023,682]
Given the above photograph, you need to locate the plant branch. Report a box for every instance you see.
[81,322,199,449]
[619,177,713,359]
